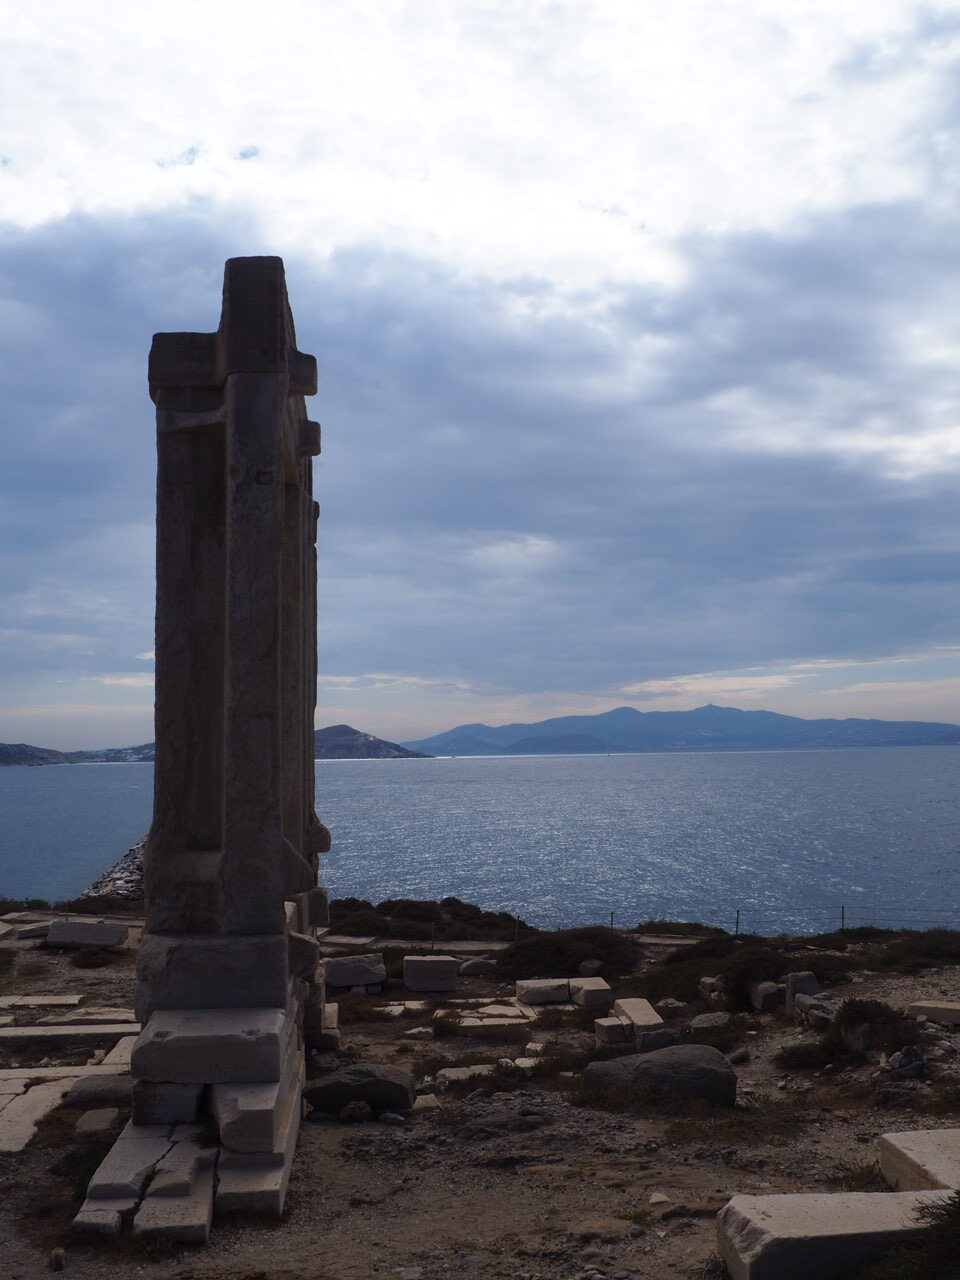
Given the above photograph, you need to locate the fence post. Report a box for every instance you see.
[840,904,845,933]
[610,910,614,929]
[734,909,740,936]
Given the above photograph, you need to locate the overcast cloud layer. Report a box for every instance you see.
[4,2,960,747]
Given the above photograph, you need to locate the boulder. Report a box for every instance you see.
[65,1075,133,1107]
[582,1044,737,1107]
[654,998,688,1018]
[303,1063,416,1114]
[322,953,386,989]
[458,959,497,977]
[578,959,604,977]
[635,1027,680,1053]
[749,980,780,1012]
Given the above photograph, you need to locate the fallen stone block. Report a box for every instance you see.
[879,1129,960,1191]
[47,919,128,949]
[303,1062,415,1113]
[0,1079,76,1151]
[908,1001,960,1026]
[594,1017,630,1046]
[404,954,459,992]
[583,1044,736,1106]
[569,977,614,1011]
[516,979,569,1005]
[322,953,386,989]
[412,1092,441,1111]
[654,998,688,1018]
[16,923,49,939]
[784,972,820,1016]
[459,1015,531,1037]
[84,1121,173,1198]
[717,1190,950,1280]
[613,998,664,1034]
[132,1007,292,1084]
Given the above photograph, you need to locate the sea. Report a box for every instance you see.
[1,747,959,936]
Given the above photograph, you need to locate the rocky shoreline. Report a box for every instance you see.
[79,837,145,903]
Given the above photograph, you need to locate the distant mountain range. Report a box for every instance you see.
[402,704,960,756]
[0,724,429,767]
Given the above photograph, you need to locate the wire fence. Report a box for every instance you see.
[596,901,960,938]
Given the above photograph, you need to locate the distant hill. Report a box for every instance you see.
[0,725,430,766]
[314,725,429,759]
[402,703,960,756]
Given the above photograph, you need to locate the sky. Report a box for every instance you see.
[4,1,960,748]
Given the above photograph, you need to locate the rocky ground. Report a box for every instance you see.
[0,929,959,1280]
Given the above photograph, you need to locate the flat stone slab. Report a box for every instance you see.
[879,1129,960,1191]
[516,979,570,1005]
[0,994,83,1008]
[38,1007,137,1025]
[76,1107,120,1136]
[0,1024,137,1048]
[132,1007,291,1084]
[134,1158,216,1243]
[73,1199,137,1237]
[907,1001,960,1026]
[67,1075,133,1107]
[0,1064,130,1082]
[569,977,614,1010]
[46,918,128,948]
[403,955,459,992]
[215,1081,301,1215]
[85,1121,173,1198]
[0,1079,76,1151]
[102,1035,138,1067]
[435,1064,494,1088]
[613,997,663,1031]
[718,1191,950,1280]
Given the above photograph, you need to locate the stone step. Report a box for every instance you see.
[718,1190,950,1280]
[84,1121,173,1198]
[515,979,569,1005]
[879,1129,960,1191]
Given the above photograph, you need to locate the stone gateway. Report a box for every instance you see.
[76,257,330,1241]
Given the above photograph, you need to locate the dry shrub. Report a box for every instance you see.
[495,927,638,981]
[854,1191,960,1280]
